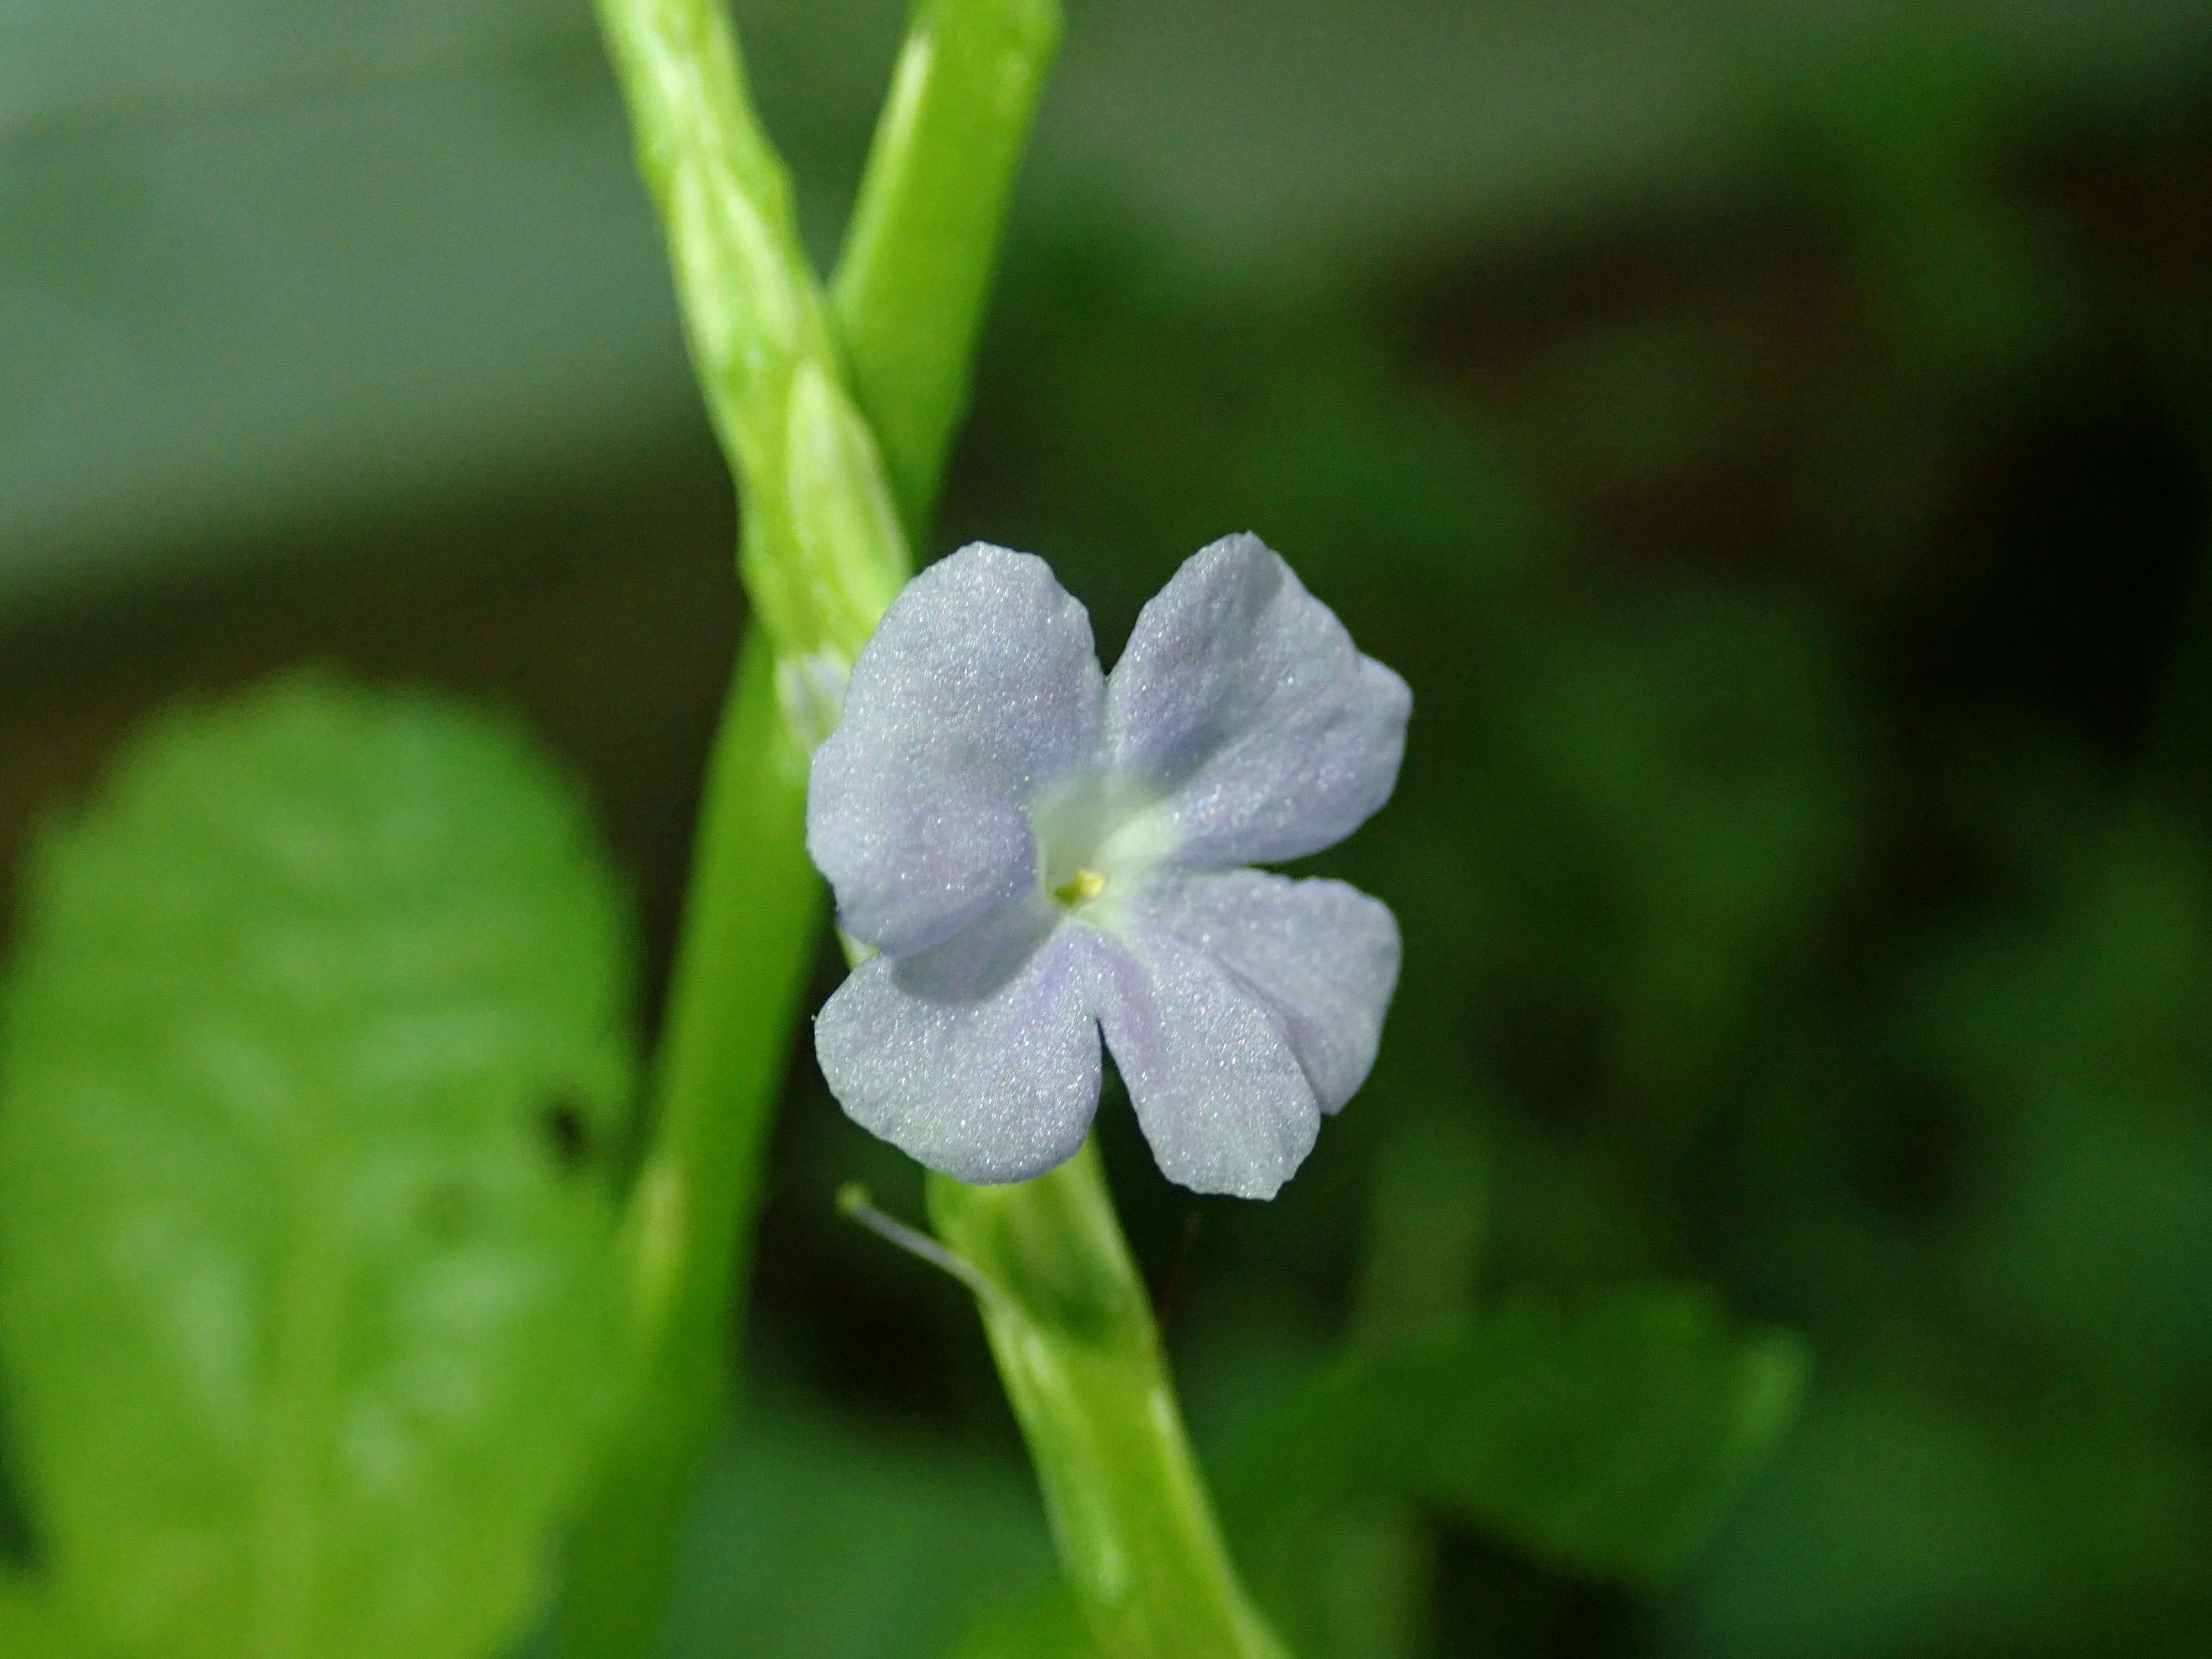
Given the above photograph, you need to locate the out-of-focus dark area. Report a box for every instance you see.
[7,2,2212,1655]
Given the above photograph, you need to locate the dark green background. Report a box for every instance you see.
[5,3,2211,1655]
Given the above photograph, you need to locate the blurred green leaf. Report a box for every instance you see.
[946,1584,1100,1659]
[659,1402,1057,1659]
[1217,1285,1808,1595]
[0,675,637,1659]
[1348,1117,1490,1353]
[1432,596,1858,1144]
[1911,808,2212,1370]
[0,1571,103,1657]
[1518,600,1856,1081]
[1254,1504,1430,1659]
[1678,1384,2212,1659]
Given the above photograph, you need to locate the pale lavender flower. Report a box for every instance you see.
[806,534,1409,1198]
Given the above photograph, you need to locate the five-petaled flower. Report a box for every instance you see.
[806,534,1410,1198]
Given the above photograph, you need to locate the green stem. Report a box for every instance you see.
[592,0,906,669]
[567,0,1058,1649]
[832,0,1062,543]
[567,9,865,1648]
[559,629,820,1659]
[928,1145,1292,1659]
[577,5,1274,1656]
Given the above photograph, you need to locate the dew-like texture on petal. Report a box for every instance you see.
[815,902,1103,1185]
[1092,922,1321,1199]
[810,545,1106,954]
[1105,533,1411,869]
[809,755,1037,959]
[1134,868,1400,1113]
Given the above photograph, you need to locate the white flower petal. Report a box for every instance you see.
[810,544,1106,954]
[1105,533,1410,869]
[815,902,1102,1185]
[809,752,1041,959]
[1131,868,1399,1113]
[1091,922,1321,1199]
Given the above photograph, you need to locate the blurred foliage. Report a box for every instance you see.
[1217,1288,1807,1598]
[4,6,2212,1659]
[0,1572,97,1658]
[659,1400,1058,1659]
[735,20,2210,1655]
[0,679,638,1659]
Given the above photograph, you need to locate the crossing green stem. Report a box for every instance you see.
[577,5,1281,1656]
[564,0,1057,1652]
[833,0,1062,542]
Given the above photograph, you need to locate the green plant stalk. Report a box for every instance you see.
[558,630,818,1658]
[568,0,1058,1651]
[833,0,1062,542]
[928,1144,1292,1659]
[837,8,1290,1646]
[583,2,1281,1654]
[592,0,907,670]
[570,3,879,1648]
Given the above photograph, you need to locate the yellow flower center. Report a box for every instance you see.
[1052,867,1107,907]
